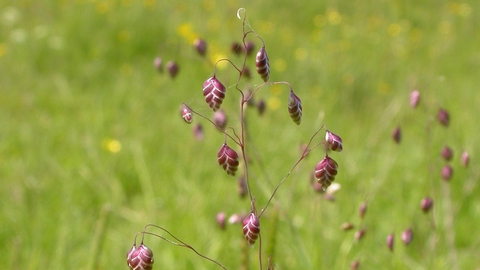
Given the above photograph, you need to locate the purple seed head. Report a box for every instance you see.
[386,233,394,251]
[127,244,154,270]
[153,56,163,73]
[244,41,255,56]
[192,123,203,141]
[354,229,366,241]
[242,212,260,246]
[358,202,367,219]
[193,38,207,56]
[237,175,248,198]
[213,109,227,130]
[231,41,243,55]
[216,212,226,230]
[166,60,179,78]
[441,146,453,161]
[257,99,266,116]
[202,76,226,111]
[401,228,413,245]
[441,165,453,181]
[255,46,270,82]
[314,156,338,190]
[461,151,469,167]
[325,130,343,152]
[437,108,450,127]
[392,126,401,144]
[409,90,420,108]
[420,196,434,213]
[217,143,239,176]
[287,90,302,125]
[350,260,360,270]
[180,103,193,124]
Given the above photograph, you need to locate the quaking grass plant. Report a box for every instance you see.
[127,8,343,270]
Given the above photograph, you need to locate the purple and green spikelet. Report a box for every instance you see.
[325,130,343,152]
[242,212,260,246]
[203,76,226,111]
[287,90,302,125]
[255,46,270,82]
[126,243,154,270]
[314,155,338,190]
[180,103,193,124]
[217,143,239,176]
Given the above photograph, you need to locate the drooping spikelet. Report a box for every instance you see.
[180,103,193,124]
[314,155,338,190]
[325,130,343,152]
[242,212,260,245]
[126,244,154,270]
[255,46,270,82]
[287,90,302,125]
[217,143,239,176]
[203,76,226,111]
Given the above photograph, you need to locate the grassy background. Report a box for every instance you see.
[1,0,480,269]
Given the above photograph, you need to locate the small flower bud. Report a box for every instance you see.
[213,109,227,130]
[420,196,434,213]
[216,212,226,230]
[193,38,207,56]
[180,103,193,124]
[386,233,394,251]
[461,151,469,167]
[217,143,239,176]
[166,60,179,78]
[441,146,453,161]
[127,244,154,270]
[437,108,450,127]
[409,90,420,108]
[441,165,453,181]
[153,56,162,73]
[392,126,401,144]
[325,130,343,152]
[358,202,367,219]
[401,228,413,245]
[242,212,260,246]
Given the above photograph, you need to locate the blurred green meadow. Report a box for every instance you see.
[1,0,480,269]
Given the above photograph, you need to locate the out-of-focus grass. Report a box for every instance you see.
[1,0,479,269]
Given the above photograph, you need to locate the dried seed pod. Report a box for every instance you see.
[180,103,193,124]
[255,46,270,82]
[127,244,154,270]
[193,38,207,56]
[287,90,302,125]
[420,196,433,213]
[325,130,343,152]
[314,156,338,190]
[202,76,226,111]
[217,143,239,176]
[242,212,260,245]
[386,233,394,251]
